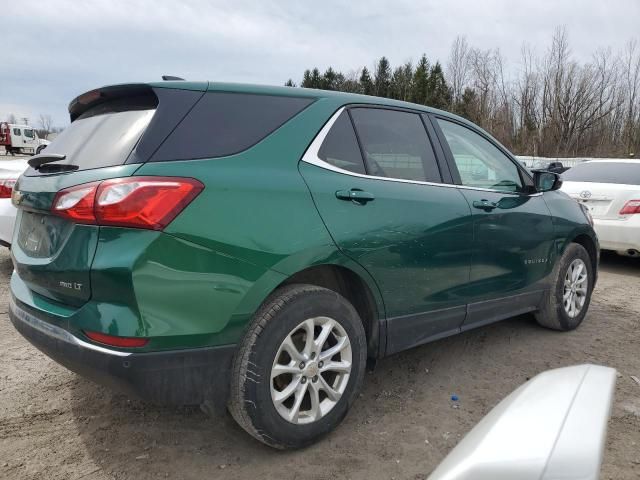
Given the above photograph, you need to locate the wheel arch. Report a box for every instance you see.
[277,263,385,359]
[570,233,599,278]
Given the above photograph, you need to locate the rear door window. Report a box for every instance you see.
[349,108,441,182]
[561,162,640,185]
[150,92,314,161]
[317,111,366,174]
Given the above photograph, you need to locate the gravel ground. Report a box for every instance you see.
[0,249,638,479]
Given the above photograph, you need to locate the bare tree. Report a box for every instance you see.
[447,36,471,105]
[39,114,53,135]
[621,39,640,154]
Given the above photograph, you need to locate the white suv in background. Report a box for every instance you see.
[561,160,640,257]
[0,158,29,247]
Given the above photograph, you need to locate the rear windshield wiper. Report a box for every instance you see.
[36,163,79,173]
[28,153,67,169]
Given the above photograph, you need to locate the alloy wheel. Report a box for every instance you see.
[563,258,589,318]
[270,316,352,424]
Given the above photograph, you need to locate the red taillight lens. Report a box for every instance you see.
[52,182,99,223]
[0,178,17,199]
[51,177,204,229]
[84,330,149,348]
[619,200,640,215]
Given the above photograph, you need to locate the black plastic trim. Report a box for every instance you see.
[385,305,466,355]
[9,295,235,408]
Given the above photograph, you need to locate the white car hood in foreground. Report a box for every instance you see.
[428,364,616,480]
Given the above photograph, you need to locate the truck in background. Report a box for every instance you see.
[0,122,50,155]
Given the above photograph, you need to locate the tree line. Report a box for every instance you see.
[286,27,640,158]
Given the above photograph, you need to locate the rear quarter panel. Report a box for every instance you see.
[132,97,386,345]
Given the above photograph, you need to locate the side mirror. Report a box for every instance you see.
[533,170,562,192]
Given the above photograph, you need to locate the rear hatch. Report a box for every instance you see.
[11,83,205,306]
[561,161,640,220]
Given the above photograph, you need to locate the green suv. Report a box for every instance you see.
[9,81,598,448]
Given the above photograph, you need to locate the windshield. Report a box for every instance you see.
[561,161,640,185]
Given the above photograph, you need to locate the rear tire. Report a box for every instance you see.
[535,243,593,331]
[228,284,367,449]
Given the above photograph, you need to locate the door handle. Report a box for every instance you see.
[336,189,375,204]
[472,199,498,211]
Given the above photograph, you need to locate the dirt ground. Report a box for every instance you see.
[0,249,638,480]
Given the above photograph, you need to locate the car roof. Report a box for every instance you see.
[149,80,471,123]
[71,80,499,150]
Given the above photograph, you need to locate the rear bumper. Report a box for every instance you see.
[594,217,640,252]
[9,295,236,408]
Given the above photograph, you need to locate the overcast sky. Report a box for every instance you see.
[2,0,639,126]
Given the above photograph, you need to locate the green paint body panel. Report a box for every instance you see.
[455,190,556,301]
[299,162,473,318]
[9,81,598,364]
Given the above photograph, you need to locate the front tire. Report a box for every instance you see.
[228,284,367,449]
[535,243,594,331]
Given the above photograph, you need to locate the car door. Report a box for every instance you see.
[23,128,37,151]
[300,106,473,354]
[12,127,24,148]
[431,116,556,329]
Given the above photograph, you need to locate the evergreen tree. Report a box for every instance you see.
[310,68,322,88]
[359,67,374,95]
[284,79,296,87]
[301,70,313,88]
[426,62,452,109]
[373,57,392,97]
[411,54,430,104]
[390,61,414,101]
[321,67,339,90]
[454,87,479,122]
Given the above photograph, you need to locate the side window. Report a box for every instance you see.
[13,128,21,136]
[317,111,366,174]
[350,108,441,182]
[151,92,314,161]
[437,119,524,193]
[24,129,34,139]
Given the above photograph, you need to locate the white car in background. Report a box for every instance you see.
[0,158,29,247]
[561,159,640,257]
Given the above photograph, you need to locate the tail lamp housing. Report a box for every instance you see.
[0,178,17,199]
[51,177,204,230]
[619,200,640,215]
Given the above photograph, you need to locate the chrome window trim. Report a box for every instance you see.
[301,107,542,197]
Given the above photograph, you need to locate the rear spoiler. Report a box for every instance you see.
[68,84,157,122]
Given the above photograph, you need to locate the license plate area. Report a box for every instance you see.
[17,210,73,258]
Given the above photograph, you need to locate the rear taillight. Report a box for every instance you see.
[0,178,17,199]
[84,330,149,348]
[619,200,640,215]
[52,177,203,230]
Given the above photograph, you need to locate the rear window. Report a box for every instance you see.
[150,92,314,161]
[561,162,640,185]
[25,98,156,175]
